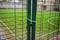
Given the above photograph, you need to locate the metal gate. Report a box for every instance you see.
[0,0,60,40]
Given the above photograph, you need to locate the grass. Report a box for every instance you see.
[0,9,60,40]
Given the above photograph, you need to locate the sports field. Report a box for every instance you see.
[0,9,60,40]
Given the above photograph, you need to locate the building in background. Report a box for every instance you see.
[37,0,60,11]
[0,0,2,4]
[0,0,60,11]
[0,0,26,8]
[54,0,60,11]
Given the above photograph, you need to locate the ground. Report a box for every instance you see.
[0,28,7,40]
[0,9,60,40]
[49,35,60,40]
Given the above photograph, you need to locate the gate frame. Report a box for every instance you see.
[27,0,37,40]
[27,0,31,40]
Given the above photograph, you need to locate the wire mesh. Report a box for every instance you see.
[36,0,60,40]
[0,0,27,40]
[0,0,60,40]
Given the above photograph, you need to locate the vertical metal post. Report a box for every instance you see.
[32,0,37,40]
[14,0,16,40]
[57,0,60,40]
[27,0,31,40]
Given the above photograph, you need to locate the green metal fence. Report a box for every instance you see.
[0,0,60,40]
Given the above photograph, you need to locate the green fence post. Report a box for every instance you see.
[27,0,31,40]
[32,0,37,40]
